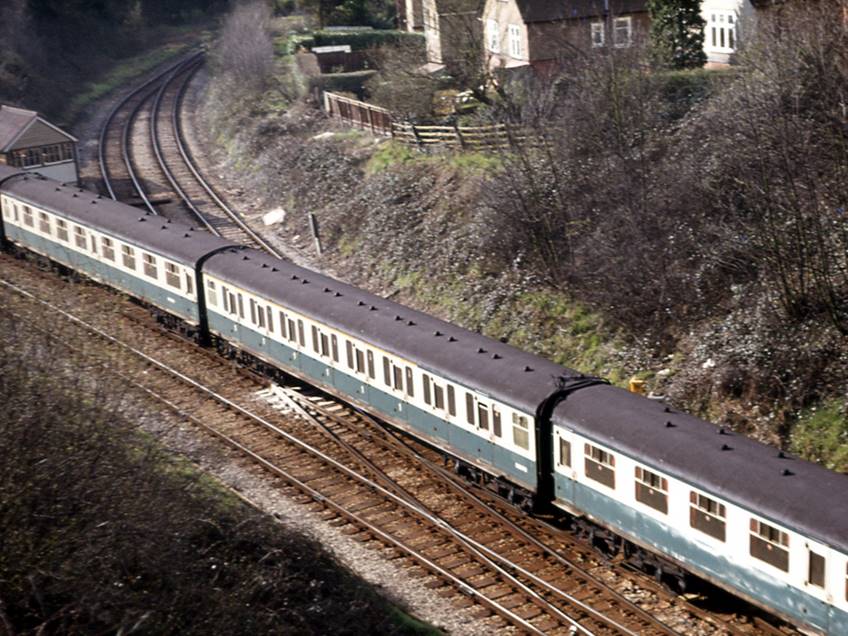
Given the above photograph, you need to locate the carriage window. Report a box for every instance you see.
[206,280,217,306]
[297,319,305,346]
[584,443,615,488]
[321,334,330,357]
[492,406,502,437]
[690,492,726,541]
[447,385,456,416]
[383,356,391,386]
[513,413,529,450]
[367,350,375,379]
[423,374,431,405]
[808,551,825,588]
[466,392,475,425]
[405,367,414,397]
[23,206,33,226]
[101,236,115,260]
[185,272,193,295]
[122,244,136,270]
[142,253,157,279]
[38,212,50,234]
[750,519,789,571]
[74,225,86,249]
[56,219,69,242]
[287,318,296,343]
[559,438,571,467]
[89,234,97,254]
[266,306,273,333]
[257,303,266,329]
[635,466,668,514]
[330,334,337,360]
[355,348,365,374]
[279,312,288,339]
[393,365,403,391]
[477,403,489,431]
[312,325,320,353]
[165,262,180,288]
[434,384,445,410]
[237,294,245,319]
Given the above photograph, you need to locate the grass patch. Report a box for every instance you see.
[366,141,421,174]
[447,151,502,175]
[791,400,848,471]
[67,41,196,124]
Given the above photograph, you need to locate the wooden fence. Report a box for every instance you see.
[323,91,393,136]
[323,91,534,150]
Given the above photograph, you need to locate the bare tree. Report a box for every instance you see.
[210,1,276,95]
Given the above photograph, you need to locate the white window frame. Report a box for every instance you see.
[591,21,605,48]
[487,19,500,53]
[707,11,737,53]
[613,16,632,48]
[508,24,522,58]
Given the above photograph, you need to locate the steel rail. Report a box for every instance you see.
[0,278,585,636]
[98,51,203,201]
[168,60,286,259]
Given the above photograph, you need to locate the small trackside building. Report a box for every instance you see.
[0,105,80,185]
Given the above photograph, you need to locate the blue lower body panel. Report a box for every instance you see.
[207,311,538,492]
[8,225,199,324]
[555,474,846,634]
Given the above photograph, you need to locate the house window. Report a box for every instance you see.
[591,21,605,47]
[100,235,113,259]
[635,466,668,514]
[122,245,136,270]
[165,262,180,288]
[512,413,529,450]
[142,253,157,279]
[690,492,726,542]
[584,443,615,488]
[559,438,571,467]
[487,19,500,53]
[709,12,736,52]
[750,519,789,571]
[613,17,632,48]
[38,211,50,234]
[508,24,522,58]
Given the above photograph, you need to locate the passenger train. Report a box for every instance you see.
[1,165,846,634]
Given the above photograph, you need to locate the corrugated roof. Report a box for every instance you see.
[2,174,230,262]
[554,385,848,554]
[515,0,647,23]
[204,247,581,414]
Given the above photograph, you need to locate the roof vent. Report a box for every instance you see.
[718,427,728,435]
[664,406,671,413]
[334,292,342,297]
[183,233,190,238]
[323,287,330,292]
[477,347,486,354]
[91,200,97,204]
[242,255,250,260]
[449,336,457,342]
[407,320,416,326]
[98,195,103,200]
[55,187,60,191]
[357,300,365,306]
[188,227,194,231]
[395,315,403,321]
[161,225,167,230]
[72,193,78,197]
[492,353,501,360]
[721,444,732,451]
[665,421,676,428]
[291,274,299,280]
[138,217,146,222]
[261,263,268,268]
[434,330,442,336]
[301,279,308,284]
[271,267,278,272]
[524,366,534,372]
[782,468,794,476]
[370,305,377,311]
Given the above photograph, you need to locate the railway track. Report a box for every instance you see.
[0,254,799,636]
[97,52,284,258]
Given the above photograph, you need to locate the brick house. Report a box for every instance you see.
[481,0,649,71]
[423,0,483,67]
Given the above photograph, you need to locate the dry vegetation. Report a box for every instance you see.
[0,309,431,634]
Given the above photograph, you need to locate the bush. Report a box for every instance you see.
[312,29,423,51]
[310,69,377,97]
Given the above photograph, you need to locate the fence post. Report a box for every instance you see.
[453,122,465,149]
[308,212,322,256]
[411,124,424,151]
[323,91,331,114]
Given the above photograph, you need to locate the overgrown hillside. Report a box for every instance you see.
[203,4,847,469]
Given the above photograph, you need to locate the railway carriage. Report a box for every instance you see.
[551,386,848,634]
[0,166,229,330]
[2,168,848,634]
[201,246,566,503]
